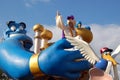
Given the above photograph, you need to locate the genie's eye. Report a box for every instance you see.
[10,26,16,31]
[19,22,26,30]
[19,26,24,30]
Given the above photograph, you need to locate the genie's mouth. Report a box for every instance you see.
[9,33,33,49]
[9,34,25,38]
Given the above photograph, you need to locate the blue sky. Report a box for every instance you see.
[0,0,120,26]
[0,0,120,78]
[0,0,120,43]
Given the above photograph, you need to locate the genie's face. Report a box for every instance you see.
[4,21,33,49]
[4,21,27,38]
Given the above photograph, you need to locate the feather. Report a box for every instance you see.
[113,65,119,80]
[105,61,112,73]
[111,45,120,58]
[66,36,100,65]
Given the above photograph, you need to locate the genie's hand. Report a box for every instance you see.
[0,35,33,79]
[39,38,91,79]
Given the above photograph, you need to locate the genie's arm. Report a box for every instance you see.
[39,39,91,79]
[0,37,91,79]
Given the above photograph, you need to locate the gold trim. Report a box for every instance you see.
[29,54,45,77]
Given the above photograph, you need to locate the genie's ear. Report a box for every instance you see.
[6,21,15,28]
[19,22,26,29]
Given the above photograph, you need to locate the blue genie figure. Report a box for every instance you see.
[4,21,33,50]
[0,21,91,80]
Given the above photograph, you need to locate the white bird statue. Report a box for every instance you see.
[66,36,120,80]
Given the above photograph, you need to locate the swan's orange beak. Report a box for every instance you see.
[102,53,117,66]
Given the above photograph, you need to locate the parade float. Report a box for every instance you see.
[0,12,119,80]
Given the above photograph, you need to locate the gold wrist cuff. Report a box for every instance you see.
[29,54,45,77]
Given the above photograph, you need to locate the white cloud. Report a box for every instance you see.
[25,3,32,7]
[42,24,120,54]
[43,24,120,65]
[90,24,120,55]
[28,24,120,53]
[30,0,51,4]
[24,0,51,7]
[43,25,62,42]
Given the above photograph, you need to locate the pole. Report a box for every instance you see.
[33,24,44,54]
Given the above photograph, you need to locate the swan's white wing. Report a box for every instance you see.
[105,61,112,73]
[66,36,100,65]
[56,12,65,30]
[113,65,119,80]
[111,45,120,58]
